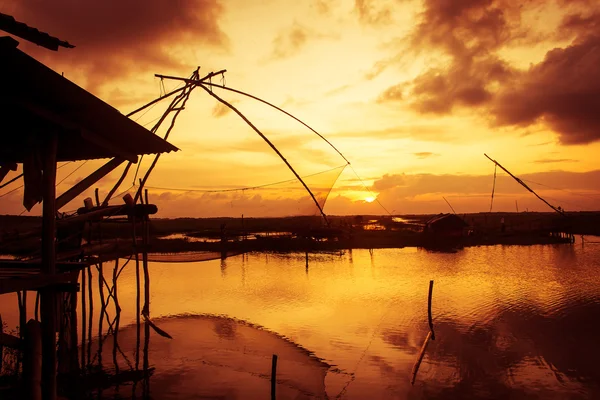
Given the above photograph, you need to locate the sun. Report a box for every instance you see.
[365,196,376,203]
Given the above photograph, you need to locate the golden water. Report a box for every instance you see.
[2,241,600,399]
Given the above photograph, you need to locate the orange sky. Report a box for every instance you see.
[1,0,600,217]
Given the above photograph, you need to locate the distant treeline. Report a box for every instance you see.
[1,211,600,240]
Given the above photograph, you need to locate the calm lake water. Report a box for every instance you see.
[2,241,600,399]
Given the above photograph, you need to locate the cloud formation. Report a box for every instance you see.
[377,0,600,144]
[269,22,334,60]
[7,0,228,90]
[413,152,439,159]
[354,0,393,25]
[493,33,600,144]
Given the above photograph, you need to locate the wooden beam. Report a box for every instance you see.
[41,133,57,400]
[0,261,87,270]
[0,271,81,294]
[56,157,126,210]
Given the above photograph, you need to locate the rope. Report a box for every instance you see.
[489,164,497,213]
[0,162,73,198]
[143,164,347,193]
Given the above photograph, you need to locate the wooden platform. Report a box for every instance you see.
[0,261,85,294]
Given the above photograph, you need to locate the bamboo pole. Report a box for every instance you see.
[271,354,278,400]
[81,267,86,371]
[87,266,93,368]
[410,331,431,385]
[23,319,42,400]
[411,280,435,385]
[428,280,435,340]
[40,133,57,400]
[97,263,104,367]
[18,291,26,339]
[34,292,39,321]
[133,82,194,204]
[196,84,330,227]
[484,154,566,217]
[112,259,120,377]
[0,314,3,376]
[142,218,150,317]
[132,215,141,370]
[69,289,78,375]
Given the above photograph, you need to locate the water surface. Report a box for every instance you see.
[2,242,600,399]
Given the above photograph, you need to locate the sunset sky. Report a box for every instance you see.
[1,0,599,218]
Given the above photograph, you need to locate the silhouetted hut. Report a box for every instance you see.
[0,33,178,400]
[424,214,468,238]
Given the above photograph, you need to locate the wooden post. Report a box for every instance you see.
[69,289,79,375]
[428,280,435,340]
[41,133,57,400]
[81,268,86,371]
[411,280,436,385]
[142,218,150,317]
[112,259,121,377]
[87,267,93,368]
[138,179,144,204]
[94,188,100,207]
[23,319,42,400]
[132,216,141,370]
[305,251,308,274]
[271,354,278,400]
[0,314,3,376]
[97,263,105,367]
[18,291,26,338]
[410,331,432,385]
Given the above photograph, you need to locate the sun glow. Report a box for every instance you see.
[365,196,376,203]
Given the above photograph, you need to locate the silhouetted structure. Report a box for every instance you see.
[424,214,468,238]
[0,12,74,51]
[0,33,177,400]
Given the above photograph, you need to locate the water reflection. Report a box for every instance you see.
[93,315,329,400]
[2,244,600,399]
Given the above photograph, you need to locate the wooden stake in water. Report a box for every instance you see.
[271,354,278,400]
[411,280,435,385]
[428,280,435,340]
[410,331,432,385]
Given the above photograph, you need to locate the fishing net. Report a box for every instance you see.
[136,164,346,218]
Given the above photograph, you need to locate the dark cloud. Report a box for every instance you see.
[492,34,600,144]
[388,0,523,113]
[377,1,600,144]
[354,0,392,25]
[409,58,512,113]
[7,0,228,90]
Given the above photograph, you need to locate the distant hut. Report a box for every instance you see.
[424,214,469,238]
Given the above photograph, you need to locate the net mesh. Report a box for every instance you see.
[139,164,346,218]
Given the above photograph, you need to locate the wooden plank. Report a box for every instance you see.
[0,261,87,270]
[0,271,79,294]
